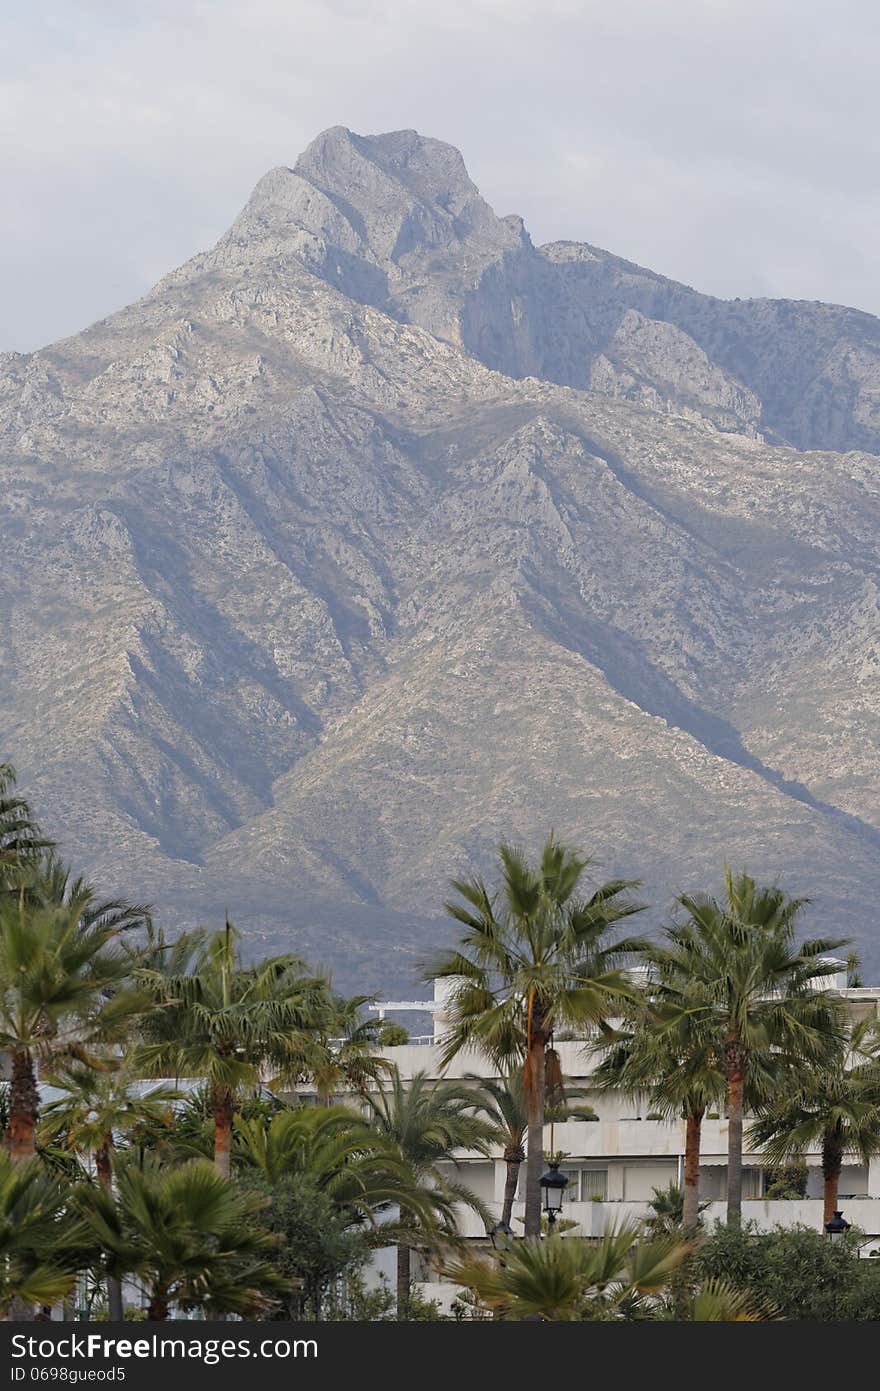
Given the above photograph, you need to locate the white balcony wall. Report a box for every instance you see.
[448,1196,880,1240]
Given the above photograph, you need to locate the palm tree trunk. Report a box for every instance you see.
[396,1243,411,1320]
[95,1141,124,1322]
[7,1049,38,1161]
[6,1050,38,1320]
[211,1086,234,1178]
[724,1047,747,1226]
[682,1109,704,1232]
[822,1127,844,1224]
[147,1290,169,1321]
[501,1154,522,1228]
[524,1035,546,1238]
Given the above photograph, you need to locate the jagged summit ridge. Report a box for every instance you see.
[238,125,524,264]
[207,126,880,451]
[215,125,528,353]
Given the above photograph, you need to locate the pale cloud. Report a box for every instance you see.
[3,0,879,351]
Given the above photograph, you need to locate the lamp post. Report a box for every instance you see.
[824,1210,851,1242]
[539,1160,568,1230]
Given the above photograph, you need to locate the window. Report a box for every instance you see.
[699,1166,763,1200]
[579,1168,608,1201]
[562,1167,607,1201]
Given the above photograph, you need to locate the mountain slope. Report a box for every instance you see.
[1,126,879,993]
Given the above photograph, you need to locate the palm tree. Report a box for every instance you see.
[39,1065,180,1319]
[25,853,152,936]
[444,1222,687,1321]
[305,994,393,1104]
[0,895,141,1161]
[467,1071,595,1232]
[449,1227,778,1321]
[682,1278,777,1321]
[594,974,725,1232]
[0,763,51,885]
[642,1181,708,1238]
[123,920,206,975]
[135,920,331,1176]
[233,1104,441,1229]
[363,1069,496,1318]
[427,837,645,1236]
[0,1152,85,1318]
[234,1104,464,1319]
[748,1018,880,1223]
[466,1073,527,1232]
[655,870,847,1224]
[76,1156,286,1320]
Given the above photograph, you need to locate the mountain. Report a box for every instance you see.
[2,126,879,995]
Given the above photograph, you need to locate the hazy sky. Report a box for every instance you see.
[3,0,879,352]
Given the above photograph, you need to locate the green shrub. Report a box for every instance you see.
[377,1022,410,1047]
[763,1162,808,1200]
[691,1222,880,1320]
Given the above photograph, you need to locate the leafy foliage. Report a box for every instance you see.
[427,837,645,1234]
[445,1224,689,1320]
[748,1017,880,1211]
[246,1174,369,1319]
[377,1022,409,1047]
[75,1156,287,1320]
[691,1222,880,1320]
[0,1153,86,1314]
[0,763,52,885]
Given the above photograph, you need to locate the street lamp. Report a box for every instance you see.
[825,1210,851,1242]
[539,1161,568,1228]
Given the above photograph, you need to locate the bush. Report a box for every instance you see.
[763,1162,808,1200]
[377,1022,410,1047]
[399,1289,445,1320]
[247,1175,370,1320]
[325,1272,396,1321]
[691,1222,880,1320]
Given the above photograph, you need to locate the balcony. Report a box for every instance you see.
[450,1196,880,1240]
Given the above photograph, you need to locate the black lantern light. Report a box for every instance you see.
[539,1160,568,1227]
[825,1209,851,1242]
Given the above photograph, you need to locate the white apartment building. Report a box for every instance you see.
[324,969,880,1308]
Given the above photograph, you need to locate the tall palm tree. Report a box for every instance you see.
[0,896,142,1161]
[748,1018,880,1223]
[427,837,644,1236]
[135,920,332,1176]
[655,870,847,1224]
[467,1071,595,1232]
[39,1065,180,1319]
[76,1156,285,1320]
[363,1069,496,1318]
[594,974,726,1232]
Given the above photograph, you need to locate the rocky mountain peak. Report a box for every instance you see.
[215,128,880,451]
[4,126,880,992]
[224,125,524,272]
